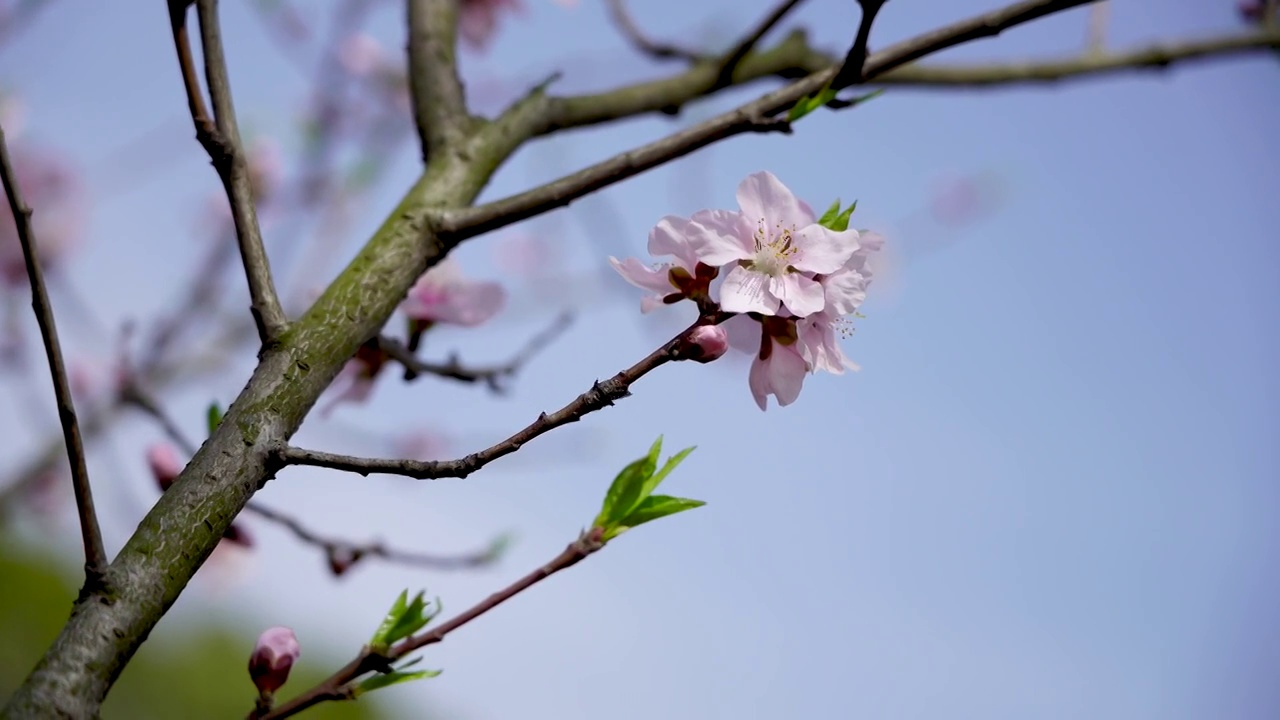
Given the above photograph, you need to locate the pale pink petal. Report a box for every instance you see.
[790,225,859,275]
[647,216,700,269]
[436,280,506,326]
[823,266,870,317]
[772,273,825,317]
[735,171,814,233]
[748,342,808,410]
[718,265,779,315]
[609,256,677,296]
[681,215,753,267]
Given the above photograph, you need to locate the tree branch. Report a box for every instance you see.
[167,0,289,344]
[714,0,809,90]
[604,0,701,61]
[445,0,1280,240]
[381,310,573,389]
[407,0,471,160]
[831,0,886,90]
[0,124,108,592]
[120,379,502,576]
[277,319,699,480]
[258,529,605,720]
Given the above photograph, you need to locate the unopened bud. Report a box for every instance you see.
[679,325,729,363]
[147,443,183,492]
[249,626,300,696]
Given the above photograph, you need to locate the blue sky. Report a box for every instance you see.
[2,1,1278,718]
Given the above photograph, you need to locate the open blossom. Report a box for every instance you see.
[612,171,881,410]
[690,172,862,317]
[248,627,300,695]
[402,257,506,327]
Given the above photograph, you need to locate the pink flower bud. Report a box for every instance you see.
[682,325,729,363]
[248,627,300,695]
[147,443,183,492]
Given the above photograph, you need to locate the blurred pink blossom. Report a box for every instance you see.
[339,32,384,77]
[147,443,184,492]
[0,143,87,288]
[402,258,506,327]
[393,429,453,461]
[458,0,524,51]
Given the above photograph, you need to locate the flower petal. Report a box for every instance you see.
[682,211,753,266]
[792,225,859,275]
[773,273,825,317]
[718,265,780,315]
[735,171,814,232]
[609,256,677,295]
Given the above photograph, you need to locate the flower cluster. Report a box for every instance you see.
[611,171,881,410]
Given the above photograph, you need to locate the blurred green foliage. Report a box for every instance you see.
[0,540,386,720]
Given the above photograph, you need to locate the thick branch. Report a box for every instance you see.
[407,0,471,159]
[0,125,108,591]
[167,0,288,343]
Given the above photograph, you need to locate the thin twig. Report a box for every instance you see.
[604,0,701,61]
[244,503,508,576]
[383,311,573,389]
[167,0,288,343]
[278,319,702,480]
[831,0,887,90]
[258,529,605,720]
[0,124,108,591]
[121,380,502,575]
[714,0,808,89]
[438,0,1097,239]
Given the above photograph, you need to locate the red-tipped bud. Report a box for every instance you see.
[249,626,300,696]
[680,325,729,363]
[147,443,183,492]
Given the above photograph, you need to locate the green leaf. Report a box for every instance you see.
[206,402,224,435]
[592,436,664,530]
[641,445,696,500]
[369,590,436,650]
[604,495,706,540]
[818,199,843,229]
[788,83,840,122]
[818,200,858,232]
[354,665,441,696]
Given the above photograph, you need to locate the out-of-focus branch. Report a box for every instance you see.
[380,311,573,389]
[276,319,705,480]
[438,2,1280,240]
[0,124,108,591]
[258,529,605,720]
[714,0,809,90]
[604,0,701,61]
[167,0,288,343]
[244,503,509,576]
[831,0,886,89]
[407,0,471,160]
[121,380,504,576]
